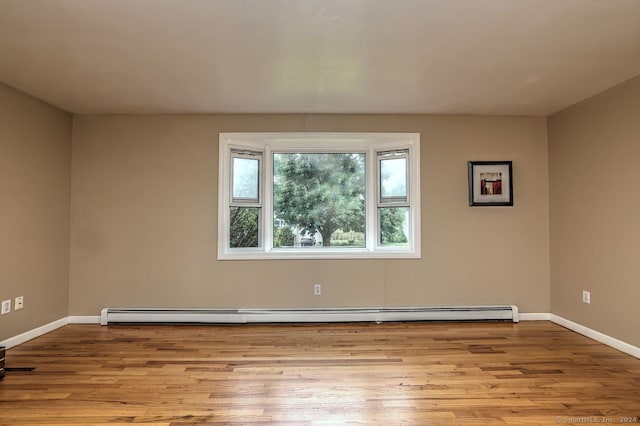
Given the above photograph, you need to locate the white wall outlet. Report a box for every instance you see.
[314,284,322,295]
[1,299,10,315]
[582,290,591,304]
[15,296,24,310]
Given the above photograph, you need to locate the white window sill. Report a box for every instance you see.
[218,247,421,260]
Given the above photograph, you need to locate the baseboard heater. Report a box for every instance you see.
[100,305,519,325]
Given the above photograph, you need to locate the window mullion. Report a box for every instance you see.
[263,145,273,252]
[366,147,377,251]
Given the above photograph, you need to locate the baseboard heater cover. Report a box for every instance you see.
[100,305,519,325]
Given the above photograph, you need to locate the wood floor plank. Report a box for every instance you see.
[1,321,639,425]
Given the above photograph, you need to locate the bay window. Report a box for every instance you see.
[218,133,420,259]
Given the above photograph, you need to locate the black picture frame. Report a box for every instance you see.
[468,161,513,206]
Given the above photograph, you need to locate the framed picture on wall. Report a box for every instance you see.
[468,161,513,206]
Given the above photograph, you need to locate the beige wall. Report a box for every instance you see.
[0,83,71,341]
[69,114,550,315]
[549,76,640,347]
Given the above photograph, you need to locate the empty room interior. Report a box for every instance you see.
[1,0,639,424]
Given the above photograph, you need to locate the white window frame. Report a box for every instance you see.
[230,149,262,205]
[218,132,420,260]
[228,149,263,249]
[378,149,410,205]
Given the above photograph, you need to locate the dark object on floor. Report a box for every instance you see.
[0,346,5,379]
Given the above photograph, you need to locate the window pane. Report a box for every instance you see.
[230,207,260,248]
[273,221,296,248]
[273,153,366,248]
[232,157,259,201]
[328,229,366,248]
[380,158,407,200]
[379,207,409,246]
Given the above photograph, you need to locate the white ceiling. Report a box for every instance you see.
[1,0,639,116]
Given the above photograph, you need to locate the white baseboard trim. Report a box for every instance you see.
[518,313,551,321]
[550,314,640,359]
[0,317,69,349]
[0,316,100,349]
[68,316,100,324]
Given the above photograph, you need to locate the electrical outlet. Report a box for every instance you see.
[314,284,322,295]
[582,290,591,304]
[1,300,10,315]
[15,296,24,310]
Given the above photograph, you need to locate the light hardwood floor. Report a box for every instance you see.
[0,321,639,425]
